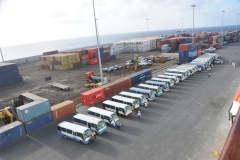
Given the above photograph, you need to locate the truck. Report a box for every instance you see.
[85,71,110,83]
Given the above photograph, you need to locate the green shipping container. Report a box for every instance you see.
[81,60,89,65]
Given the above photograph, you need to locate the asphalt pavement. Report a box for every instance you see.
[0,41,240,160]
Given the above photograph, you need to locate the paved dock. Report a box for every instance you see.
[0,41,240,160]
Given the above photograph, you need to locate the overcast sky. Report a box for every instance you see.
[0,0,239,46]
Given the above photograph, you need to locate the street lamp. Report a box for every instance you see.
[191,5,196,43]
[237,13,239,33]
[92,0,103,82]
[146,19,149,34]
[0,48,4,62]
[96,19,101,45]
[221,11,225,35]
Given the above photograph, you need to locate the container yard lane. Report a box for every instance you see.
[0,41,240,160]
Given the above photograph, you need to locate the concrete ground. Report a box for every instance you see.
[0,41,240,160]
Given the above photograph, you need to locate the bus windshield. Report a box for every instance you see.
[111,113,118,122]
[97,120,106,129]
[83,129,92,139]
[125,106,132,112]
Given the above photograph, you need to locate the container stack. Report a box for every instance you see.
[39,53,80,70]
[16,92,53,134]
[94,51,111,62]
[156,37,167,49]
[0,63,23,87]
[178,43,198,63]
[167,38,177,51]
[0,121,26,147]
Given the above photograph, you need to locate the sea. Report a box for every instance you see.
[1,25,238,61]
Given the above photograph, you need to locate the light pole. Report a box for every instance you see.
[237,13,239,33]
[96,19,101,45]
[92,0,103,82]
[0,48,4,62]
[191,5,196,43]
[181,18,183,33]
[146,19,149,34]
[221,11,225,35]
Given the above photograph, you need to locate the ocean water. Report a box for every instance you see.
[1,25,238,61]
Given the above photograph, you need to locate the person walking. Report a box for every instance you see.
[209,67,211,71]
[92,131,96,139]
[91,132,95,144]
[115,121,121,130]
[145,100,148,109]
[138,111,142,119]
[208,72,211,78]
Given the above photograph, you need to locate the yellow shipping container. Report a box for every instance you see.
[49,65,53,70]
[72,53,80,59]
[61,60,73,65]
[72,58,80,63]
[44,61,50,65]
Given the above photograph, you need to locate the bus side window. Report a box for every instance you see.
[95,113,100,117]
[61,127,67,132]
[101,115,104,119]
[82,120,87,126]
[67,129,72,134]
[91,123,97,129]
[104,115,110,121]
[77,132,84,139]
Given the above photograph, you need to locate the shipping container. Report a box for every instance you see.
[81,88,105,106]
[179,44,191,51]
[94,52,110,58]
[81,60,89,65]
[43,50,58,56]
[24,112,53,134]
[128,69,152,86]
[88,58,99,65]
[80,54,89,60]
[99,56,110,62]
[73,62,81,68]
[99,77,132,98]
[88,52,97,59]
[0,63,18,72]
[51,100,76,121]
[110,55,116,60]
[16,93,51,122]
[0,70,20,80]
[6,75,23,85]
[0,121,26,147]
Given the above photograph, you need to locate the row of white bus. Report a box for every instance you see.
[57,54,218,144]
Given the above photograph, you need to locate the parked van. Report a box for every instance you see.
[157,75,179,84]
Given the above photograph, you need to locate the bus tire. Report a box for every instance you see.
[64,135,67,139]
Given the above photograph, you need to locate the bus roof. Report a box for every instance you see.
[112,95,136,103]
[103,100,129,109]
[157,75,177,79]
[138,83,159,89]
[88,107,115,117]
[167,69,188,72]
[145,80,167,85]
[58,121,89,133]
[129,87,153,93]
[119,91,143,98]
[164,72,183,76]
[74,113,102,124]
[152,77,171,82]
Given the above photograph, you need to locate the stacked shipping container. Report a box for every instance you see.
[0,63,23,87]
[16,92,53,133]
[51,100,76,121]
[179,43,198,63]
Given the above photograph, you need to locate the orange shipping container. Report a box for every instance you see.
[197,49,202,57]
[51,100,76,121]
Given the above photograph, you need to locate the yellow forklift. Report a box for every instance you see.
[0,107,15,124]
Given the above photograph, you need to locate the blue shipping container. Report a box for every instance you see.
[179,51,189,63]
[16,99,51,122]
[6,76,23,85]
[100,47,104,53]
[0,63,18,73]
[94,52,110,58]
[1,70,20,79]
[0,121,26,147]
[110,55,116,60]
[0,78,7,87]
[24,112,53,134]
[168,47,171,51]
[128,69,152,86]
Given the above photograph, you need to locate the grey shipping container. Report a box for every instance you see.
[0,121,26,147]
[128,69,152,86]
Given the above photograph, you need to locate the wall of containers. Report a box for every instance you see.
[0,92,76,147]
[81,69,152,106]
[40,46,116,70]
[0,63,23,87]
[179,43,201,63]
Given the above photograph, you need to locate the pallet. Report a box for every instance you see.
[49,82,70,90]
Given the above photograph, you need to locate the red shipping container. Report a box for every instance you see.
[43,50,58,56]
[159,40,168,45]
[80,54,89,60]
[100,56,110,62]
[176,38,182,43]
[99,77,132,98]
[81,88,105,106]
[51,100,76,121]
[73,62,81,68]
[88,58,99,65]
[197,49,202,57]
[179,44,191,51]
[88,48,98,54]
[88,52,98,59]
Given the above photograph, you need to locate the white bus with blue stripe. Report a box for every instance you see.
[103,100,132,117]
[163,72,186,81]
[166,69,190,77]
[157,75,180,84]
[151,77,174,88]
[73,113,107,135]
[145,80,169,92]
[138,84,163,97]
[119,91,148,107]
[129,87,155,101]
[111,95,139,111]
[57,121,92,144]
[87,107,120,127]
